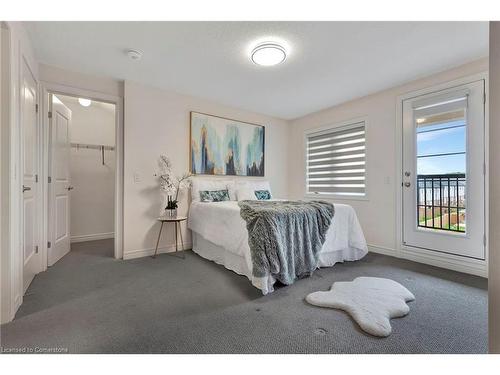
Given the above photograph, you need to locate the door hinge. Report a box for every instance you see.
[484,234,487,247]
[35,174,38,183]
[48,111,52,119]
[47,241,51,249]
[483,163,486,175]
[48,176,52,183]
[35,245,39,254]
[484,93,487,104]
[35,104,39,113]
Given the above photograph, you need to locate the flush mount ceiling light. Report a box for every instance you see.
[78,98,91,107]
[126,49,143,60]
[251,42,287,66]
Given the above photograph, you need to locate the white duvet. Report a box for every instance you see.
[188,200,368,294]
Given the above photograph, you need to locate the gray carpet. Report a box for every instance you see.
[0,239,487,353]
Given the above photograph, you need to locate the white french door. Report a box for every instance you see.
[21,60,41,292]
[48,94,72,266]
[402,80,485,260]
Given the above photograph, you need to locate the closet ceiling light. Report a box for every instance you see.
[251,43,287,66]
[78,98,91,107]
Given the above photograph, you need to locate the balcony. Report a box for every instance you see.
[417,173,466,233]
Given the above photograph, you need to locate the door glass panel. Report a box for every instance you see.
[417,123,466,156]
[415,107,466,233]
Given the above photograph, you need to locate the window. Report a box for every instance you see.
[306,120,366,197]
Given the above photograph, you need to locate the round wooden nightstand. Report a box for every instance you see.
[153,216,188,259]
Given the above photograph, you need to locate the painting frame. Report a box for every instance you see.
[189,111,266,177]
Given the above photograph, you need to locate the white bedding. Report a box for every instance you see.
[188,200,368,294]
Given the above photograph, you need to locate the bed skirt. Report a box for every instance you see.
[192,232,367,295]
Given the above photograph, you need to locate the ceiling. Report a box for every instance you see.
[25,22,488,120]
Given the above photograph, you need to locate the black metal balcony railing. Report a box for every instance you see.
[416,174,466,233]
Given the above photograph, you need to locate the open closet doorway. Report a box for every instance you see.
[48,93,116,265]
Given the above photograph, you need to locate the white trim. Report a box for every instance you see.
[368,243,487,277]
[1,22,41,323]
[10,23,22,324]
[1,23,14,325]
[304,193,369,201]
[39,86,49,272]
[395,72,489,277]
[367,244,398,257]
[303,116,369,200]
[400,245,487,277]
[71,232,115,243]
[13,295,22,319]
[40,81,124,261]
[123,243,193,260]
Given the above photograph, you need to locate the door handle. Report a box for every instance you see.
[404,182,411,187]
[22,185,31,192]
[67,186,74,191]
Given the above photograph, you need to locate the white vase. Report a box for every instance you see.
[166,208,177,217]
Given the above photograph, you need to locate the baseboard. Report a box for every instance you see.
[124,241,487,277]
[368,243,488,278]
[123,242,193,260]
[367,244,398,257]
[2,288,22,324]
[12,294,22,322]
[399,246,488,278]
[71,232,115,243]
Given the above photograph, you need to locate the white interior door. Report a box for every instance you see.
[48,94,72,266]
[22,60,41,292]
[402,80,485,259]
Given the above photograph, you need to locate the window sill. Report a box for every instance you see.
[304,193,369,202]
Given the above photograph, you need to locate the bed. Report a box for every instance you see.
[187,178,368,295]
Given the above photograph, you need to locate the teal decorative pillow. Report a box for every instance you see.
[199,190,213,202]
[211,189,230,202]
[200,189,230,202]
[254,190,271,200]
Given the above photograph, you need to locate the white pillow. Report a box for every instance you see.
[236,180,272,200]
[191,177,237,202]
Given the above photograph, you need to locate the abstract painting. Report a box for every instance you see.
[190,112,265,176]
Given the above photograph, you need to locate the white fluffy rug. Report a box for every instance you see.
[306,277,415,337]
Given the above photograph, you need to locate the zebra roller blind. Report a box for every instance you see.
[306,121,366,196]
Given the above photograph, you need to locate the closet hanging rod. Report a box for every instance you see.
[70,143,115,151]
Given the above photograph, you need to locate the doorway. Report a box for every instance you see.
[47,93,117,266]
[402,79,486,260]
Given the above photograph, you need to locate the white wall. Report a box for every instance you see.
[57,95,116,242]
[123,80,289,258]
[288,58,488,254]
[61,96,115,146]
[489,22,500,354]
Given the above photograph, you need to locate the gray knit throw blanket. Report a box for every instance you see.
[238,200,334,285]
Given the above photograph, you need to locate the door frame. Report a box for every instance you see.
[21,55,43,291]
[40,82,124,261]
[395,72,489,277]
